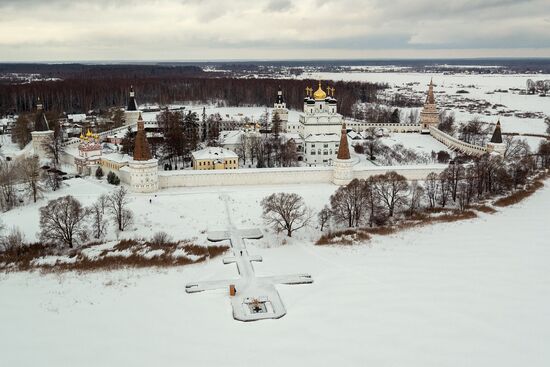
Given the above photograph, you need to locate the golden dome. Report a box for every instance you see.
[86,129,93,137]
[313,81,327,100]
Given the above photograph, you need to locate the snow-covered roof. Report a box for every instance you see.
[192,147,238,161]
[0,118,13,126]
[279,132,303,143]
[220,130,262,146]
[220,130,245,145]
[102,153,129,164]
[304,133,339,143]
[67,114,87,122]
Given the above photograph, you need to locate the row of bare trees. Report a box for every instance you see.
[0,156,64,212]
[38,186,133,248]
[258,137,550,238]
[323,145,549,230]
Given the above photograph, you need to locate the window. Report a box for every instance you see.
[323,144,328,148]
[323,150,328,155]
[311,150,316,155]
[311,144,315,148]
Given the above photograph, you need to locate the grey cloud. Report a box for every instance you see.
[0,0,548,61]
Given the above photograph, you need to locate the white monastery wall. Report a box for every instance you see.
[156,165,446,189]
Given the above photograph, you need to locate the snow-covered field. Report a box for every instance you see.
[1,178,549,366]
[304,71,550,138]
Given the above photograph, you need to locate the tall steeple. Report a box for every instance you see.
[276,86,284,104]
[420,78,439,133]
[127,86,138,111]
[133,113,152,161]
[426,78,436,104]
[333,121,353,185]
[336,122,350,160]
[34,97,50,131]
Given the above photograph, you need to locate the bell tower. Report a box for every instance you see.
[420,79,439,133]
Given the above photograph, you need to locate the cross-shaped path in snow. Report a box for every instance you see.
[185,193,313,321]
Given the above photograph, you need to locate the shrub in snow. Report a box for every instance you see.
[0,225,25,253]
[107,171,120,185]
[150,231,172,246]
[95,166,104,180]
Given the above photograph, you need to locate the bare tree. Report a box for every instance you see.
[363,139,381,161]
[261,192,311,237]
[425,172,439,209]
[330,179,368,227]
[373,172,409,217]
[91,194,109,239]
[407,180,425,216]
[456,182,469,212]
[438,171,451,207]
[0,159,19,211]
[43,118,64,167]
[438,111,455,135]
[45,168,63,191]
[108,186,132,231]
[364,177,381,227]
[0,225,25,253]
[11,114,32,149]
[503,136,531,160]
[444,162,465,202]
[318,206,332,231]
[39,195,89,248]
[121,209,134,231]
[20,155,44,203]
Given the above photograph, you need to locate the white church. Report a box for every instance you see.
[286,82,344,166]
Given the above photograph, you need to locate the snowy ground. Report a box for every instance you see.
[305,71,550,137]
[1,178,549,366]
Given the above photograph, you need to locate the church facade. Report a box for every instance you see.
[287,82,344,166]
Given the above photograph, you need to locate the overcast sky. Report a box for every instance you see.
[0,0,549,61]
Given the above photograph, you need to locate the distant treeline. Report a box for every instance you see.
[0,75,383,117]
[0,63,205,80]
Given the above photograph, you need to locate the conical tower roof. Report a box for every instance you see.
[490,120,503,144]
[133,113,152,161]
[426,78,435,105]
[337,122,350,160]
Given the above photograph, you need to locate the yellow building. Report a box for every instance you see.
[192,147,239,170]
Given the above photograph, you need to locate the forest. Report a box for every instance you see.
[0,64,383,117]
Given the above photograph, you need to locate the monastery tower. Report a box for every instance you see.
[31,97,54,159]
[125,86,141,126]
[487,120,506,155]
[420,79,439,133]
[272,86,289,133]
[332,122,354,185]
[128,112,158,192]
